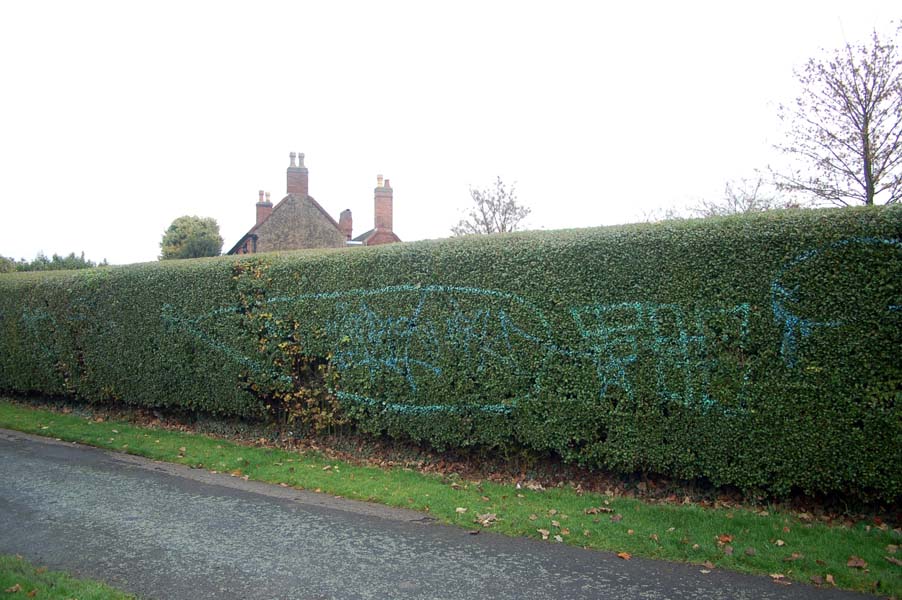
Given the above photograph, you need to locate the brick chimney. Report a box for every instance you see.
[287,151,308,198]
[374,175,393,232]
[338,209,353,240]
[255,190,272,225]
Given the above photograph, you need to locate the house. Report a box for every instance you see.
[227,152,401,255]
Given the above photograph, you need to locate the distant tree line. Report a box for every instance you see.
[0,251,108,273]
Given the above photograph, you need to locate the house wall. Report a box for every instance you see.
[253,195,346,252]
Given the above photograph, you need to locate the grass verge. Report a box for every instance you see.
[1,398,899,597]
[0,554,136,599]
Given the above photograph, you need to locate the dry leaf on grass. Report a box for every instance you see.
[584,506,614,515]
[537,528,550,540]
[474,513,497,527]
[617,552,631,560]
[847,556,868,569]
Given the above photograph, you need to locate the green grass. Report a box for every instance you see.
[0,554,136,599]
[1,398,899,597]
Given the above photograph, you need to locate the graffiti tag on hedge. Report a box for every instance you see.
[161,284,754,415]
[771,237,902,367]
[20,237,897,416]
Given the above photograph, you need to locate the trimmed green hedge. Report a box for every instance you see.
[1,207,900,500]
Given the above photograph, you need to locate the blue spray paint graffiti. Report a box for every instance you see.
[570,302,751,409]
[161,284,753,415]
[771,237,901,367]
[163,285,556,415]
[20,238,894,416]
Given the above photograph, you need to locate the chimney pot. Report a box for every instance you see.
[377,174,384,187]
[338,208,353,241]
[265,191,271,202]
[374,175,394,232]
[258,190,265,203]
[287,151,309,197]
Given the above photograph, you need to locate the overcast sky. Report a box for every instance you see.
[1,1,898,265]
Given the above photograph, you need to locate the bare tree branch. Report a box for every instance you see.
[451,177,531,235]
[774,25,902,206]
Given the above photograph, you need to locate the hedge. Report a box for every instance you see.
[1,206,900,501]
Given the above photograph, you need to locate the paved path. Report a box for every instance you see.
[0,429,869,600]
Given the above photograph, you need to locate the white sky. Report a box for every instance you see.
[1,1,897,265]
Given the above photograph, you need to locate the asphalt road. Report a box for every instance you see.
[0,428,870,600]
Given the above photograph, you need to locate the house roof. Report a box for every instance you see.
[227,193,343,255]
[352,228,376,243]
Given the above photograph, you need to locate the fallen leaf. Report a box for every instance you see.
[692,544,700,550]
[480,496,490,502]
[700,569,711,574]
[617,552,631,560]
[528,513,538,521]
[551,520,560,528]
[887,544,898,554]
[554,535,563,543]
[322,465,332,471]
[810,575,824,585]
[716,534,733,544]
[560,528,570,536]
[769,573,785,581]
[723,545,734,556]
[5,584,22,593]
[667,527,675,532]
[847,556,868,569]
[548,509,558,516]
[649,533,659,542]
[745,547,757,556]
[611,514,623,523]
[825,574,835,585]
[26,590,37,598]
[111,429,119,433]
[178,447,186,453]
[524,480,545,491]
[537,528,550,540]
[775,539,785,547]
[703,561,715,569]
[782,526,791,533]
[474,513,497,527]
[455,507,467,514]
[583,530,591,537]
[884,556,902,567]
[584,506,614,515]
[784,552,804,562]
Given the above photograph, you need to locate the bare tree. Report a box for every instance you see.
[452,177,531,235]
[690,178,795,217]
[774,26,902,206]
